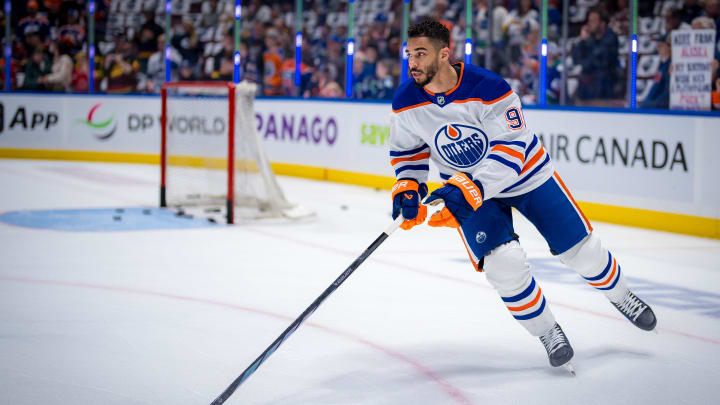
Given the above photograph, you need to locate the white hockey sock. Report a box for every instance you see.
[484,241,557,336]
[559,234,628,303]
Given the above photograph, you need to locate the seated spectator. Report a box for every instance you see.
[104,34,140,93]
[571,8,620,104]
[713,77,720,109]
[17,1,50,44]
[145,34,180,92]
[370,59,396,99]
[178,60,197,81]
[705,0,720,44]
[680,0,704,25]
[503,0,538,48]
[72,53,89,92]
[640,33,671,109]
[609,0,630,37]
[172,18,202,66]
[665,7,691,32]
[57,8,85,53]
[136,27,158,73]
[140,10,164,40]
[209,35,236,82]
[263,30,284,96]
[21,47,52,90]
[39,42,73,92]
[238,41,261,84]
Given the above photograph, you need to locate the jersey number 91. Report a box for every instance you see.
[505,107,525,130]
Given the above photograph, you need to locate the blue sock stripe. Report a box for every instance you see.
[583,252,612,282]
[512,297,547,320]
[597,265,622,290]
[501,278,536,303]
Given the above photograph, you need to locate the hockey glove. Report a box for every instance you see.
[392,179,429,230]
[424,173,484,228]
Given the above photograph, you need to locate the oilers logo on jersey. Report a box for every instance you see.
[434,124,489,168]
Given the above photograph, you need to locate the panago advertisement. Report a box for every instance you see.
[0,93,718,237]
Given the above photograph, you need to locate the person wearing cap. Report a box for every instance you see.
[640,33,671,109]
[18,1,50,43]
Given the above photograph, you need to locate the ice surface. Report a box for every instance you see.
[1,159,719,405]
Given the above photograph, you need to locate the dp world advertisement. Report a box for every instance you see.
[0,94,718,224]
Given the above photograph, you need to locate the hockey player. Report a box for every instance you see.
[389,20,656,371]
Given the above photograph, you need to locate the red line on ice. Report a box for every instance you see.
[0,275,475,405]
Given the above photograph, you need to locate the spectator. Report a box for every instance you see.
[609,0,630,37]
[370,59,396,99]
[713,77,720,109]
[503,0,538,48]
[705,0,720,39]
[238,41,261,84]
[17,1,50,44]
[311,66,343,98]
[72,53,89,92]
[140,10,164,40]
[640,33,671,109]
[145,34,180,92]
[172,18,202,66]
[209,35,237,82]
[39,41,73,92]
[57,8,85,53]
[665,7,691,33]
[680,0,704,25]
[104,34,140,93]
[136,27,158,73]
[262,30,284,96]
[22,47,52,90]
[178,60,197,81]
[546,42,563,103]
[571,8,620,104]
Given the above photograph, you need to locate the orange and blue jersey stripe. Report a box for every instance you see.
[487,140,526,174]
[390,144,431,177]
[502,135,550,193]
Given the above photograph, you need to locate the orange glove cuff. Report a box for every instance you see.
[391,179,419,199]
[446,173,483,210]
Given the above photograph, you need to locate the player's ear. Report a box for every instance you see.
[439,46,450,62]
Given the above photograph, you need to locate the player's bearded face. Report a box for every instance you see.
[410,57,439,88]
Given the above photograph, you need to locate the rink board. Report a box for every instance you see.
[0,93,718,238]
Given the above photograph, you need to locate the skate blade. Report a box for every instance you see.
[563,362,576,376]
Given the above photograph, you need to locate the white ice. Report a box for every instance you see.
[1,159,719,405]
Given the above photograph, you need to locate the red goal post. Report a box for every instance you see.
[161,81,237,223]
[159,81,309,223]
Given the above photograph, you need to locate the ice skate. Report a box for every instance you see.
[612,290,657,331]
[539,323,574,373]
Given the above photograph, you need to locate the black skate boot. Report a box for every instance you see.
[539,323,574,373]
[613,290,657,331]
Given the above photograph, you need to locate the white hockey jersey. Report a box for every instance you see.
[390,63,553,201]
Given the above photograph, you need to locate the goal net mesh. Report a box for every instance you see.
[163,81,294,220]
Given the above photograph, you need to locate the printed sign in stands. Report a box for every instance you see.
[670,29,716,110]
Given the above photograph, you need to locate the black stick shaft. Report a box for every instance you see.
[211,217,403,404]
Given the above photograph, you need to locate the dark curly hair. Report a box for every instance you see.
[408,20,450,50]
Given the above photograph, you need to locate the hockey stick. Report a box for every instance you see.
[210,215,405,404]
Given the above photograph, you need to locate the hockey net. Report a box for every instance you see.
[160,81,311,223]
